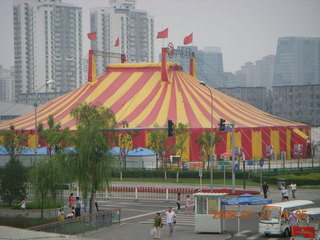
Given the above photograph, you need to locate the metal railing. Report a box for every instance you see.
[28,208,121,235]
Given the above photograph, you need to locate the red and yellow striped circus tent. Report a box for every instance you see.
[0,51,310,161]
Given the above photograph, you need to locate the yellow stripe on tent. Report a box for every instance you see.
[293,128,309,140]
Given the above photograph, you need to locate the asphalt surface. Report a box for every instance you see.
[80,188,320,240]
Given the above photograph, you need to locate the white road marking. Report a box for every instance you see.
[122,209,164,221]
[247,233,264,239]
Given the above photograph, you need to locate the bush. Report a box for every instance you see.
[112,169,247,179]
[11,201,63,210]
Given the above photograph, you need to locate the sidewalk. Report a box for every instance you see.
[82,222,231,240]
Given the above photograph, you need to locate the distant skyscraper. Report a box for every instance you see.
[273,37,320,86]
[237,55,275,89]
[0,66,15,102]
[169,46,224,88]
[13,0,83,104]
[90,0,154,75]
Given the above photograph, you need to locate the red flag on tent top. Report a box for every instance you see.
[183,33,193,45]
[114,37,120,47]
[87,32,97,40]
[157,28,168,39]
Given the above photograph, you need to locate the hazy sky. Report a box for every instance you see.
[0,0,319,72]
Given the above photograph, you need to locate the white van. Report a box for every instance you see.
[259,200,314,237]
[293,208,320,240]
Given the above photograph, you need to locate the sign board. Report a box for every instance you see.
[294,144,303,155]
[259,158,264,167]
[291,226,315,239]
[247,160,254,166]
[199,170,203,177]
[224,126,230,132]
[170,155,181,163]
[183,162,189,170]
[266,145,274,157]
[233,163,239,173]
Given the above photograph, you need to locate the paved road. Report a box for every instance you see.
[81,188,320,240]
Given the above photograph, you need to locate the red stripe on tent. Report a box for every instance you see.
[90,72,133,106]
[167,71,178,123]
[175,73,202,128]
[137,83,169,127]
[279,127,287,153]
[261,128,270,157]
[241,128,252,159]
[121,82,162,123]
[110,71,154,114]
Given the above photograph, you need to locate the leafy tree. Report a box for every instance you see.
[173,123,190,182]
[0,158,27,206]
[39,115,73,157]
[146,123,168,169]
[196,130,221,169]
[28,157,64,218]
[118,121,139,169]
[0,126,28,206]
[68,103,118,214]
[0,126,28,161]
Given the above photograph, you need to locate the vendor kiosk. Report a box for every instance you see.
[194,192,228,233]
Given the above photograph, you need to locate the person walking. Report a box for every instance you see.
[176,193,181,213]
[69,193,74,208]
[290,181,297,199]
[283,187,289,201]
[262,181,269,198]
[19,199,27,215]
[165,207,176,237]
[153,212,162,240]
[184,195,192,214]
[75,197,81,217]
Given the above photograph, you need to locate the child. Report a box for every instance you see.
[58,208,65,222]
[66,206,75,218]
[184,195,192,214]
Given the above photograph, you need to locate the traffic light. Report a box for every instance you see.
[168,119,174,137]
[219,118,226,131]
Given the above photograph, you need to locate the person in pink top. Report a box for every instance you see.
[69,193,74,208]
[184,195,192,214]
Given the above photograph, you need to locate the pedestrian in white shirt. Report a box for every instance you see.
[165,207,176,237]
[290,181,297,199]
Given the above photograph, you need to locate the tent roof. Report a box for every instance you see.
[0,63,305,131]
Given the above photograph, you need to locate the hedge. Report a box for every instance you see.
[112,168,320,186]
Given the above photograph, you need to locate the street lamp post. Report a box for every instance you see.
[34,80,55,156]
[199,81,214,191]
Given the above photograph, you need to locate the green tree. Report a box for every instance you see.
[0,126,28,161]
[0,126,28,206]
[69,103,117,214]
[173,123,190,182]
[28,157,63,218]
[0,159,27,206]
[146,123,168,170]
[118,121,139,169]
[39,115,73,157]
[196,130,221,169]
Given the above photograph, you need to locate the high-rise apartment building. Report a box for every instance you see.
[273,37,320,86]
[0,66,15,102]
[169,46,224,88]
[13,0,83,104]
[90,0,154,75]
